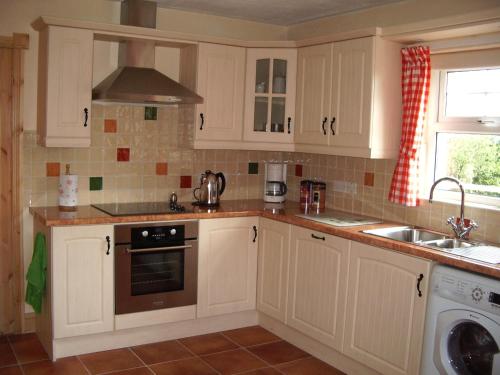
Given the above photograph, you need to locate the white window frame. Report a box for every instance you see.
[424,68,500,209]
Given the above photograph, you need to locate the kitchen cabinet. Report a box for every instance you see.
[343,241,431,375]
[197,217,259,318]
[194,43,246,146]
[287,225,350,351]
[243,48,297,148]
[295,36,402,158]
[52,225,114,338]
[256,218,290,322]
[36,26,93,147]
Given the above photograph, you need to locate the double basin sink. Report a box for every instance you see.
[362,226,500,264]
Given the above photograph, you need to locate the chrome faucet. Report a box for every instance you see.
[429,177,478,239]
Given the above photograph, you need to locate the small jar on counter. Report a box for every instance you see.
[311,181,326,211]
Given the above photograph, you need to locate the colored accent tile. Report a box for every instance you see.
[295,164,303,177]
[117,148,130,162]
[144,107,157,120]
[364,172,375,187]
[156,162,168,175]
[89,177,103,191]
[180,175,192,188]
[46,162,60,177]
[248,162,259,175]
[104,119,117,133]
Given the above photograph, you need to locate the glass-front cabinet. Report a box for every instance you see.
[244,49,297,146]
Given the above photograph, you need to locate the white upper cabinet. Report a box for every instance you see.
[37,26,93,147]
[243,49,297,149]
[195,43,246,145]
[295,37,402,158]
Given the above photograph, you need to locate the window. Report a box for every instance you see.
[427,67,500,207]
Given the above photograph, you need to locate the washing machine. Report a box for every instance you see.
[421,265,500,375]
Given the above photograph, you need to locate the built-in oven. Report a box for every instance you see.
[114,220,198,315]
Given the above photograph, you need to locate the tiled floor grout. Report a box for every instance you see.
[125,347,155,375]
[5,334,26,375]
[76,355,93,375]
[175,337,223,375]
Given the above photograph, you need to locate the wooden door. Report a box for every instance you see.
[0,34,27,334]
[294,44,332,146]
[40,26,93,147]
[344,241,431,375]
[197,217,258,318]
[243,48,297,144]
[195,43,245,142]
[329,37,373,149]
[257,218,290,322]
[52,225,114,338]
[287,226,350,351]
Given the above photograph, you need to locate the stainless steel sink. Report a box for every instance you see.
[362,226,447,244]
[422,238,475,249]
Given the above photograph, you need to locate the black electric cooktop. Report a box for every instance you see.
[92,202,192,216]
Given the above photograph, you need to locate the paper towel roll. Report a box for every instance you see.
[59,175,78,210]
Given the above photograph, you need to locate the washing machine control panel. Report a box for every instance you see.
[434,273,500,316]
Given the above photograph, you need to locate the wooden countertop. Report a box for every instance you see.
[30,200,500,279]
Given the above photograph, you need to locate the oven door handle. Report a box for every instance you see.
[126,244,193,253]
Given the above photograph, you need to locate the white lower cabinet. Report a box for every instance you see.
[52,225,114,338]
[343,241,431,375]
[257,218,290,322]
[287,225,350,351]
[197,217,259,318]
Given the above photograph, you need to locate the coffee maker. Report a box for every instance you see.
[264,162,287,203]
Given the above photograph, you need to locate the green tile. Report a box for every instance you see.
[248,162,259,175]
[89,176,103,191]
[144,106,157,120]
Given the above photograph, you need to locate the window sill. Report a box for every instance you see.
[421,195,500,212]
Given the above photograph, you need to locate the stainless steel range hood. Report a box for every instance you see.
[92,0,202,106]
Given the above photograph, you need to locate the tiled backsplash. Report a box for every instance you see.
[23,104,499,244]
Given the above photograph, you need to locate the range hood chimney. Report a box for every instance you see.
[92,0,203,106]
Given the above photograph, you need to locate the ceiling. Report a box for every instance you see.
[153,0,405,26]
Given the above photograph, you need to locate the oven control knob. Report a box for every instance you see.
[170,228,177,236]
[141,230,149,238]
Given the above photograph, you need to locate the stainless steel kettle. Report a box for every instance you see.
[193,170,226,206]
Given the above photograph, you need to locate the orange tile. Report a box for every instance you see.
[0,366,22,375]
[78,348,142,374]
[104,119,117,133]
[295,164,303,177]
[156,162,168,176]
[179,333,237,356]
[117,148,130,162]
[248,341,309,365]
[150,357,216,375]
[364,172,375,187]
[0,341,16,367]
[131,340,192,365]
[46,162,60,177]
[277,357,346,375]
[9,334,48,364]
[22,357,87,375]
[201,349,267,375]
[222,326,280,347]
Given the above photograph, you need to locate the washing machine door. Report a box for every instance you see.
[434,309,500,375]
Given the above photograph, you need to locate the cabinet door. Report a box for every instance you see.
[195,43,245,142]
[287,226,349,351]
[257,218,290,322]
[243,49,296,144]
[329,37,373,149]
[40,26,93,147]
[52,225,113,338]
[198,217,258,318]
[344,241,431,375]
[294,44,332,146]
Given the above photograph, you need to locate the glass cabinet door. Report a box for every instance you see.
[244,49,297,144]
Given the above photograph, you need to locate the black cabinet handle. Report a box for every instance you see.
[105,236,110,255]
[311,233,325,241]
[287,117,291,134]
[252,226,258,242]
[200,113,204,130]
[330,117,336,135]
[321,117,327,135]
[83,108,88,127]
[416,273,424,297]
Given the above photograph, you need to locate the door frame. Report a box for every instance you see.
[0,33,28,334]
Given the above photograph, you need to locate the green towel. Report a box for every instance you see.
[25,233,47,314]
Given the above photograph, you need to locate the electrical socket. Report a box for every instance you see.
[333,180,357,194]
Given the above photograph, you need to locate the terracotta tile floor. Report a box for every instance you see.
[0,326,346,375]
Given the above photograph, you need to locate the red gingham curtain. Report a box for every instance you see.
[388,46,431,206]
